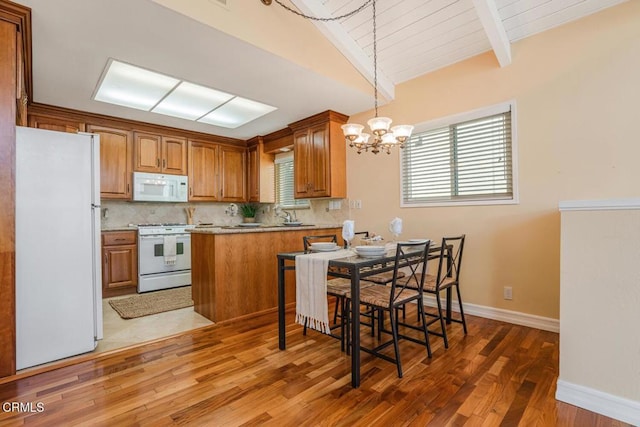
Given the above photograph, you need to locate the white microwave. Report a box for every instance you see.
[133,172,188,202]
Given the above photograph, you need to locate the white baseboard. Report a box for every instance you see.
[422,296,559,333]
[556,380,640,426]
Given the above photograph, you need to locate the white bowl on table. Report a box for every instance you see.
[354,245,386,258]
[309,242,338,252]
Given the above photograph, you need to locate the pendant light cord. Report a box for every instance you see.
[372,0,378,118]
[272,0,372,22]
[271,0,379,118]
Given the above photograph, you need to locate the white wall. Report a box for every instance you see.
[557,200,640,425]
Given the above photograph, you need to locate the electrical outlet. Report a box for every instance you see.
[503,286,513,300]
[355,200,362,209]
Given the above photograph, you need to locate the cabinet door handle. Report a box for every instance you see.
[114,238,126,241]
[189,187,193,196]
[157,158,160,167]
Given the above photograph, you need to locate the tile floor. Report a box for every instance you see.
[97,293,213,353]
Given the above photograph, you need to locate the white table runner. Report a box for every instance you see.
[295,249,352,333]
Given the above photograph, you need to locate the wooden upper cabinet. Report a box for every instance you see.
[289,110,348,199]
[134,132,187,175]
[28,113,85,133]
[248,145,259,202]
[188,141,247,202]
[188,140,219,201]
[87,124,133,200]
[134,132,161,172]
[219,145,246,202]
[163,136,187,175]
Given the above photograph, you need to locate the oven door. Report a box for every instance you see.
[138,233,191,275]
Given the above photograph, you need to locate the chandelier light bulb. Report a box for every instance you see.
[341,123,364,141]
[391,124,414,141]
[359,132,371,144]
[367,116,392,136]
[381,133,397,144]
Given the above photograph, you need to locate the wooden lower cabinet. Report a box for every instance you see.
[191,228,341,322]
[102,231,138,298]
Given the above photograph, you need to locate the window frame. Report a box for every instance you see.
[274,151,310,209]
[399,101,519,208]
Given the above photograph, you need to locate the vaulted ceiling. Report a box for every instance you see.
[21,0,627,139]
[292,0,627,100]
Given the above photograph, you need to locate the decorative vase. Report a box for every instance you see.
[243,217,256,223]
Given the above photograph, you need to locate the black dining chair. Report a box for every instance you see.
[345,240,432,378]
[403,235,466,348]
[352,231,405,286]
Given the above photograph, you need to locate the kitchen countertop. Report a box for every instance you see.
[189,224,342,234]
[101,226,139,232]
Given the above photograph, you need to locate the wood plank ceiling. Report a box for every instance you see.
[293,0,628,99]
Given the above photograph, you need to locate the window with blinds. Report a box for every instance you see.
[275,152,309,208]
[401,103,517,206]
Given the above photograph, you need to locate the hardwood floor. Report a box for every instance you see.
[0,305,630,426]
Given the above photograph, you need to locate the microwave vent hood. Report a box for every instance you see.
[132,172,188,202]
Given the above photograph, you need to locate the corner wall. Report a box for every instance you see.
[557,200,640,425]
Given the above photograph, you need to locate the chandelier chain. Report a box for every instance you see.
[372,0,378,117]
[272,0,372,22]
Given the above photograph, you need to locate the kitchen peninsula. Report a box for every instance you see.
[190,225,341,322]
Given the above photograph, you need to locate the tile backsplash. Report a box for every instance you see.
[101,199,350,228]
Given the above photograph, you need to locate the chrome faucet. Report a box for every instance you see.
[279,209,298,223]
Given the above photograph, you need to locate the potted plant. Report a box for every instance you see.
[239,203,258,223]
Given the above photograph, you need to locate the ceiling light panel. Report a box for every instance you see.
[93,59,278,129]
[94,60,179,111]
[198,97,277,128]
[152,82,234,120]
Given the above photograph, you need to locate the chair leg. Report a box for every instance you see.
[345,299,351,356]
[455,285,468,334]
[369,305,375,337]
[303,318,307,336]
[333,296,340,325]
[339,296,346,352]
[435,292,449,349]
[377,309,384,340]
[388,308,403,378]
[418,298,432,358]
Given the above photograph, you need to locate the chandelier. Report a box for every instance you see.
[262,0,413,155]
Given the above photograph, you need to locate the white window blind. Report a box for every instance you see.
[401,104,516,206]
[275,152,309,208]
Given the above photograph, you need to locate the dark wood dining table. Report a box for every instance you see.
[276,243,448,388]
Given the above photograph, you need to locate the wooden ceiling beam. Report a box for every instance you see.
[472,0,512,67]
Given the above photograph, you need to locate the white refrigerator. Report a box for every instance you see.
[15,126,103,370]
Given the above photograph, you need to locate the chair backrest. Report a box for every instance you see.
[389,240,431,306]
[434,235,465,288]
[349,231,369,248]
[303,234,338,250]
